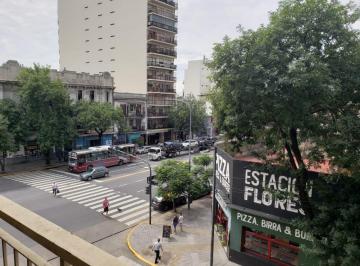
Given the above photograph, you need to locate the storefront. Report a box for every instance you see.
[215,147,319,266]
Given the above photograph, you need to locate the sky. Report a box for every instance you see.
[0,0,358,94]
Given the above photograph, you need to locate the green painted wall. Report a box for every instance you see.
[229,208,318,265]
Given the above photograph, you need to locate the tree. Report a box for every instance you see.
[76,101,126,145]
[18,65,76,165]
[193,154,212,169]
[209,0,360,263]
[155,160,192,211]
[191,154,213,201]
[168,95,207,140]
[0,99,25,172]
[0,115,15,172]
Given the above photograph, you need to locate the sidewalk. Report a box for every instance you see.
[127,197,239,266]
[0,158,66,176]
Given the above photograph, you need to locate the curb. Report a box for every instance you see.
[0,164,66,177]
[127,223,156,266]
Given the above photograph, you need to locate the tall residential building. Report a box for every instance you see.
[183,58,215,137]
[58,0,178,144]
[183,57,212,98]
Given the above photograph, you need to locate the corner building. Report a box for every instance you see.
[58,0,178,143]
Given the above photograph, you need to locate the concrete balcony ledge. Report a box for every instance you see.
[0,196,139,266]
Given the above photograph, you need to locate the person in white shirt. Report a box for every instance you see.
[179,212,184,232]
[152,238,163,264]
[52,182,58,197]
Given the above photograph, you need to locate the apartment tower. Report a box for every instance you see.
[58,0,177,143]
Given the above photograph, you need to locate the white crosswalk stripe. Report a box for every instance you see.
[5,170,158,226]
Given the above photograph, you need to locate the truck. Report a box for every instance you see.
[148,143,181,161]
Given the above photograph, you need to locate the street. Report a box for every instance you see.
[0,152,211,264]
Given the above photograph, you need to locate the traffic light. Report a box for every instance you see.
[147,175,157,185]
[145,185,151,194]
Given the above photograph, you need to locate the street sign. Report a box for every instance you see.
[162,225,171,238]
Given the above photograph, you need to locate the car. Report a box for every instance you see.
[182,140,199,148]
[80,166,109,181]
[136,146,151,154]
[148,147,164,161]
[151,195,187,212]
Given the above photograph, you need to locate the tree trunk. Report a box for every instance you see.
[187,194,191,209]
[98,131,103,146]
[44,150,51,165]
[172,199,176,212]
[289,128,314,220]
[0,151,6,172]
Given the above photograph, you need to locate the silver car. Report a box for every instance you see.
[80,166,109,181]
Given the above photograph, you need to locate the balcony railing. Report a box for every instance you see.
[148,21,177,33]
[153,0,177,8]
[147,99,175,106]
[148,46,177,57]
[0,196,135,266]
[148,87,176,93]
[147,61,176,69]
[148,9,177,21]
[147,75,176,82]
[148,32,177,45]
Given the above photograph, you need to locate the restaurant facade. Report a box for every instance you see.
[214,147,318,266]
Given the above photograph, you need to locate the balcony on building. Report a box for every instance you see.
[148,15,177,33]
[150,0,178,9]
[0,196,135,266]
[148,30,177,46]
[147,117,170,130]
[147,45,177,58]
[147,81,176,94]
[147,95,175,106]
[147,106,170,118]
[147,58,176,70]
[148,4,177,21]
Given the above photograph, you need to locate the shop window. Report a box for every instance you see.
[242,227,299,266]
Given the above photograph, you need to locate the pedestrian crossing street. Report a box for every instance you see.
[5,170,157,226]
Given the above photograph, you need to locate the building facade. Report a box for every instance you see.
[58,0,178,143]
[183,58,215,137]
[214,147,318,266]
[0,60,115,154]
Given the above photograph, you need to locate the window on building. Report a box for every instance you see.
[110,59,115,61]
[98,48,103,51]
[106,91,110,102]
[85,50,90,53]
[110,23,115,26]
[98,2,102,4]
[90,91,95,101]
[85,40,90,42]
[110,46,115,49]
[85,28,89,31]
[110,35,115,37]
[98,60,103,62]
[86,61,90,64]
[98,25,103,28]
[78,90,83,101]
[98,37,103,40]
[110,11,115,13]
[98,14,102,17]
[242,227,299,266]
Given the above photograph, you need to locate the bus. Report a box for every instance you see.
[111,144,137,163]
[68,146,126,173]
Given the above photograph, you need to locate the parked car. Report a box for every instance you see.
[182,140,199,148]
[136,146,151,154]
[148,147,164,161]
[152,195,187,211]
[80,166,109,181]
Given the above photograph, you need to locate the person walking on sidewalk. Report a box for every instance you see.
[102,197,109,215]
[52,182,58,197]
[172,214,179,234]
[152,238,163,264]
[179,212,184,232]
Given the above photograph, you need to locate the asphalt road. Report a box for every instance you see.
[0,151,213,264]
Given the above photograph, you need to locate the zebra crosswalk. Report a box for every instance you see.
[5,170,157,226]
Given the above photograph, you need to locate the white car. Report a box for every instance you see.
[182,140,199,148]
[136,146,151,154]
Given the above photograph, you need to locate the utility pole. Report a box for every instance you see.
[210,146,217,266]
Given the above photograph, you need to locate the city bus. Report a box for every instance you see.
[111,144,137,163]
[68,146,125,173]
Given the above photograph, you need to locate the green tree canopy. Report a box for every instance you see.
[0,99,25,171]
[155,160,192,210]
[18,65,76,164]
[209,0,360,263]
[168,96,207,140]
[76,101,126,145]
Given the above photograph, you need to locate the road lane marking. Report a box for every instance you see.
[90,195,133,209]
[80,193,118,205]
[66,187,110,200]
[118,184,128,187]
[117,207,149,222]
[95,170,149,183]
[71,189,113,202]
[112,203,150,219]
[137,189,145,193]
[50,169,80,178]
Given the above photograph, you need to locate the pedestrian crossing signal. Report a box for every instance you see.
[147,175,157,185]
[146,185,151,194]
